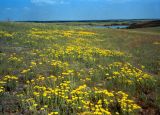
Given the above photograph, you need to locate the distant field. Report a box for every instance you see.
[132,27,160,34]
[19,19,157,26]
[0,22,160,115]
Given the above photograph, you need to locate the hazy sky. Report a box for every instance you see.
[0,0,160,21]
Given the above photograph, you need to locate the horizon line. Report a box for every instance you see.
[0,18,160,22]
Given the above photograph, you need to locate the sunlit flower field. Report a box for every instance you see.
[0,22,160,115]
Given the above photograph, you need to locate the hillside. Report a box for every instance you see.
[128,20,160,29]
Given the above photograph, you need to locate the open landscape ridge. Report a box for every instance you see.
[18,19,160,28]
[0,22,160,115]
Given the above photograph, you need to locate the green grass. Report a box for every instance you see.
[0,22,160,115]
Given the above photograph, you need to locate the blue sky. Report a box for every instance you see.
[0,0,160,21]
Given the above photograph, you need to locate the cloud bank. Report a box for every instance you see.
[30,0,134,5]
[31,0,66,4]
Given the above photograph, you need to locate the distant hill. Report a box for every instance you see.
[128,20,160,29]
[17,19,157,23]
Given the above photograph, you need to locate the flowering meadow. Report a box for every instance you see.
[0,22,160,115]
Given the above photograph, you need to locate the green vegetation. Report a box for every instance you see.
[0,22,160,115]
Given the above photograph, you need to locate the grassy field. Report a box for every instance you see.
[0,22,160,115]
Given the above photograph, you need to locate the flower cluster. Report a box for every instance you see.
[0,25,158,114]
[0,31,13,38]
[0,75,18,94]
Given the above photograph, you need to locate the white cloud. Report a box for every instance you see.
[30,0,133,5]
[24,7,30,10]
[6,8,11,10]
[31,0,67,5]
[107,0,132,2]
[88,0,133,2]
